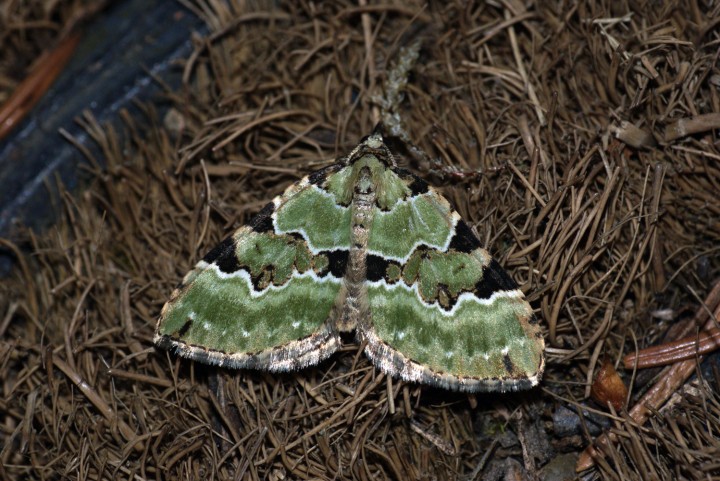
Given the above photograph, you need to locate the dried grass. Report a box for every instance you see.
[2,1,720,479]
[0,0,99,102]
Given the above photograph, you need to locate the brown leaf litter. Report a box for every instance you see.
[1,1,720,480]
[0,1,105,139]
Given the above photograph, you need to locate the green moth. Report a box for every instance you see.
[155,131,545,392]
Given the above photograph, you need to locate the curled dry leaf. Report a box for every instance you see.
[590,360,627,412]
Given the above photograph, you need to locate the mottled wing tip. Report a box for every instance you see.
[153,332,173,351]
[419,358,544,393]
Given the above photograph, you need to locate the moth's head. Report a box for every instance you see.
[346,125,397,167]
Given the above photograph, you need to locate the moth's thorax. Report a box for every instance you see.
[324,147,412,213]
[350,155,386,175]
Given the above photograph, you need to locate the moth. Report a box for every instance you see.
[155,130,545,392]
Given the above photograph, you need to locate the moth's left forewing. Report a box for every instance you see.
[155,163,352,372]
[360,168,545,393]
